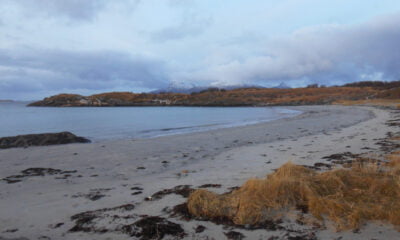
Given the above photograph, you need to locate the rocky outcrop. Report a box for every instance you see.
[28,94,88,107]
[0,132,90,149]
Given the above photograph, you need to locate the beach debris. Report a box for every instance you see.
[145,185,194,201]
[49,223,64,229]
[121,216,185,240]
[71,188,112,201]
[130,186,144,195]
[302,162,332,171]
[38,236,51,240]
[175,169,196,178]
[2,168,77,184]
[321,152,360,165]
[224,231,245,240]
[386,119,400,127]
[69,204,135,234]
[170,203,192,220]
[376,138,400,152]
[281,231,317,240]
[198,184,222,188]
[194,225,206,233]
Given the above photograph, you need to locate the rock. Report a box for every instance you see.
[0,132,90,149]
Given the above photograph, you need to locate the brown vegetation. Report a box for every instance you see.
[27,80,400,107]
[28,86,388,107]
[187,158,400,231]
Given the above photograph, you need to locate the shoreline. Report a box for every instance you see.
[1,105,399,239]
[0,103,301,142]
[130,109,302,142]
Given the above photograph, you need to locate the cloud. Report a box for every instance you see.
[150,1,212,42]
[168,0,196,8]
[187,13,400,87]
[0,48,170,100]
[1,5,400,100]
[4,0,109,21]
[151,15,212,41]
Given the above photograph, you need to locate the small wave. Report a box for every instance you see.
[139,123,220,134]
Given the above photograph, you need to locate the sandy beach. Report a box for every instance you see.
[1,105,400,240]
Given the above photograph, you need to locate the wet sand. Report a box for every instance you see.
[1,105,400,240]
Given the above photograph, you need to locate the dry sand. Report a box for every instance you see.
[1,105,399,240]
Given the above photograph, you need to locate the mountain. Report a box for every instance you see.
[151,84,265,94]
[273,82,291,89]
[151,86,208,94]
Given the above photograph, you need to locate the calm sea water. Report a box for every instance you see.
[0,102,301,141]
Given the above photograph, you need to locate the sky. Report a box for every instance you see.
[1,0,400,100]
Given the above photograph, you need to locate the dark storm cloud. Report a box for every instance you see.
[0,49,170,99]
[203,13,400,87]
[275,14,400,84]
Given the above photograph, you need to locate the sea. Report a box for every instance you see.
[0,102,301,141]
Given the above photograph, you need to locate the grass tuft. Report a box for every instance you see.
[187,159,400,230]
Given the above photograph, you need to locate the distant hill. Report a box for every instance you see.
[28,80,400,107]
[0,100,14,103]
[343,80,400,89]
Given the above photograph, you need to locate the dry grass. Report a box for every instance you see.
[187,159,400,231]
[334,99,400,108]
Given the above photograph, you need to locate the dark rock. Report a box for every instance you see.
[0,132,90,149]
